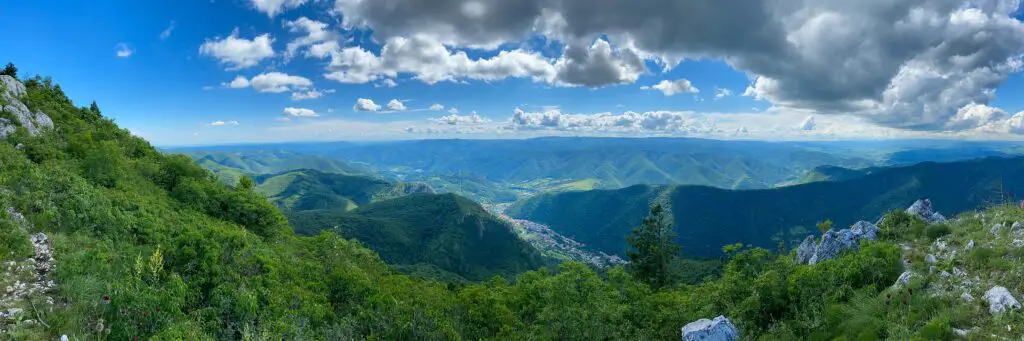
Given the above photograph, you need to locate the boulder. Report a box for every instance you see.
[681,315,739,341]
[806,221,879,264]
[991,223,1004,235]
[965,240,974,251]
[0,75,53,138]
[0,118,13,139]
[795,235,816,264]
[925,254,937,264]
[1013,221,1022,230]
[961,292,975,302]
[906,199,945,223]
[983,286,1021,315]
[895,271,917,287]
[0,75,26,99]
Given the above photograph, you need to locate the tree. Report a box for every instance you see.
[626,203,680,290]
[1,63,16,78]
[237,175,255,191]
[816,219,833,234]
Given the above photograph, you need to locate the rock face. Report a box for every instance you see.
[906,199,946,223]
[0,75,53,138]
[402,182,436,195]
[801,221,880,265]
[895,271,917,287]
[681,315,739,341]
[795,235,816,264]
[982,286,1021,315]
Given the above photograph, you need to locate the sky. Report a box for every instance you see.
[1,0,1024,146]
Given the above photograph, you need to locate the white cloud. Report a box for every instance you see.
[353,98,381,112]
[448,108,459,114]
[283,107,318,117]
[376,79,398,88]
[430,113,490,125]
[209,120,240,126]
[249,72,312,93]
[386,99,407,111]
[160,21,176,41]
[115,43,134,58]
[646,79,699,96]
[199,28,275,70]
[714,88,733,99]
[227,75,250,89]
[947,103,1008,130]
[429,103,445,111]
[249,0,310,17]
[283,17,336,60]
[331,0,1024,132]
[291,90,324,100]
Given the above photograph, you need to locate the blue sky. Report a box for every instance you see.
[2,0,1023,146]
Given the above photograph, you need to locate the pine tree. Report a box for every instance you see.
[626,203,680,290]
[1,63,16,78]
[237,175,255,191]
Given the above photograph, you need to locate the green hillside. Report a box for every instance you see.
[5,72,1024,339]
[288,193,547,281]
[509,157,1024,258]
[253,169,433,211]
[778,165,874,186]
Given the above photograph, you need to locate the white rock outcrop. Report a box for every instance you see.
[895,271,917,287]
[0,75,53,138]
[906,199,946,223]
[799,221,880,265]
[681,315,740,341]
[795,235,816,264]
[983,286,1021,315]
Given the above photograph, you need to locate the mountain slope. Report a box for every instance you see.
[288,193,547,281]
[175,149,371,185]
[509,156,1024,258]
[253,169,433,211]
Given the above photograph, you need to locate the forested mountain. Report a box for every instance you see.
[174,149,371,185]
[252,169,434,211]
[288,193,547,281]
[509,156,1024,258]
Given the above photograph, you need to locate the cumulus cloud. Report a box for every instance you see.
[250,0,310,17]
[386,99,407,111]
[283,107,318,117]
[115,43,134,58]
[250,72,313,93]
[448,108,459,114]
[947,103,1008,130]
[160,21,176,41]
[291,89,334,100]
[330,0,1024,131]
[429,103,445,111]
[283,17,336,60]
[430,113,490,125]
[509,108,716,133]
[376,79,398,88]
[199,28,275,70]
[353,98,381,112]
[644,79,700,96]
[226,75,250,89]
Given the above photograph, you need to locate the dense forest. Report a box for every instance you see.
[2,71,1023,339]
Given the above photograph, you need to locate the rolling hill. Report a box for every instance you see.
[253,169,434,212]
[288,193,546,281]
[508,156,1024,258]
[173,149,372,185]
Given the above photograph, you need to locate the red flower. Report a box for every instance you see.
[143,311,148,317]
[102,295,111,304]
[156,308,160,313]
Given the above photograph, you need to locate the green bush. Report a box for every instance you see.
[925,224,952,241]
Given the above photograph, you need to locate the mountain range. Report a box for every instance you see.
[508,156,1024,258]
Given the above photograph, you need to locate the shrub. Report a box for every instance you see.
[925,224,951,241]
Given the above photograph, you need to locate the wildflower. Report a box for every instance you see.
[102,295,111,305]
[143,311,148,317]
[908,288,913,296]
[156,308,160,313]
[902,299,908,306]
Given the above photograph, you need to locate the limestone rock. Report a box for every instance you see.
[795,235,816,264]
[895,271,917,287]
[681,315,739,341]
[965,240,974,251]
[925,254,937,264]
[805,221,879,264]
[1013,221,1022,230]
[906,199,946,223]
[961,292,975,302]
[991,223,1004,235]
[0,75,25,99]
[983,286,1021,315]
[0,75,53,138]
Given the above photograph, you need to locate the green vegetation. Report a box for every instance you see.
[1,63,16,78]
[626,203,679,290]
[510,157,1024,257]
[252,169,430,212]
[176,149,372,185]
[4,70,1024,339]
